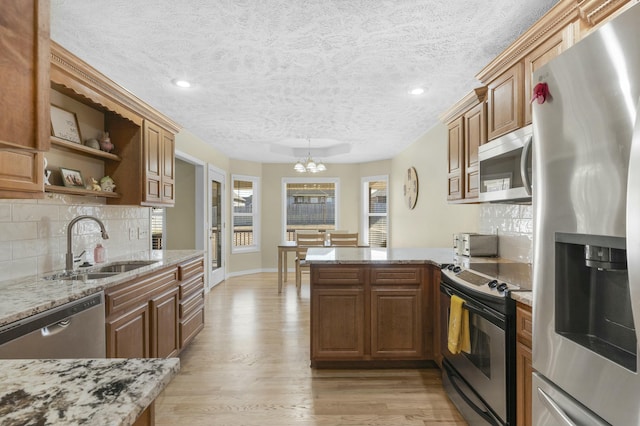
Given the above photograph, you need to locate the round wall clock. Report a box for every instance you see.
[404,166,419,209]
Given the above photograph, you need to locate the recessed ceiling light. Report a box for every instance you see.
[409,87,424,95]
[172,79,192,88]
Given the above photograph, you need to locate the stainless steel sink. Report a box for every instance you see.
[44,271,120,281]
[96,260,158,273]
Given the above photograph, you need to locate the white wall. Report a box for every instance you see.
[390,123,480,247]
[165,159,196,249]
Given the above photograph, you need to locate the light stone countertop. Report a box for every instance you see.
[0,249,203,327]
[305,247,533,306]
[0,358,179,426]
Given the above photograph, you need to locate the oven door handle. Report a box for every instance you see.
[447,366,500,426]
[441,283,505,325]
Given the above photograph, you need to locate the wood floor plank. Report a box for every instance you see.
[155,273,466,425]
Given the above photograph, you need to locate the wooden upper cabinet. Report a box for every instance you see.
[440,87,487,203]
[487,63,524,141]
[524,26,575,124]
[0,0,49,199]
[0,0,50,152]
[464,101,486,199]
[143,121,175,206]
[446,117,464,201]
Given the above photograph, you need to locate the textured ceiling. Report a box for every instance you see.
[50,0,558,164]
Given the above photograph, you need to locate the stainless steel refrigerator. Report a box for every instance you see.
[532,3,640,425]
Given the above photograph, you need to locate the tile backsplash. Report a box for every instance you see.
[479,204,533,263]
[0,194,152,281]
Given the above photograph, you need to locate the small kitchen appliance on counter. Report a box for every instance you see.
[453,233,498,257]
[532,3,640,424]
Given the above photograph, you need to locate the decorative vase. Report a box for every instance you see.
[99,132,114,153]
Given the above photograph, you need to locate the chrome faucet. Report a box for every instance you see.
[66,215,109,272]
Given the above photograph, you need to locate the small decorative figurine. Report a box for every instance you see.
[84,138,100,150]
[99,132,114,153]
[43,157,51,186]
[89,177,101,191]
[99,176,116,192]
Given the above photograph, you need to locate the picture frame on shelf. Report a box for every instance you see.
[60,167,85,188]
[50,104,82,144]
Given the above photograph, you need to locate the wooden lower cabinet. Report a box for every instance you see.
[106,303,150,358]
[516,302,533,426]
[105,255,205,359]
[310,264,432,366]
[312,288,365,359]
[150,287,179,358]
[370,288,422,358]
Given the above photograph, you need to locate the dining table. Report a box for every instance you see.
[277,241,298,293]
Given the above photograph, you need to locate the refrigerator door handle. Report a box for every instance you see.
[537,387,577,426]
[521,135,533,195]
[627,95,640,340]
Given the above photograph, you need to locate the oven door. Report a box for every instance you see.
[440,282,508,424]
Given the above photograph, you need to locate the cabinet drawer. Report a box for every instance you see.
[370,267,422,285]
[179,274,205,299]
[178,256,204,281]
[180,290,204,319]
[105,267,178,316]
[180,307,204,348]
[312,266,365,285]
[517,303,533,347]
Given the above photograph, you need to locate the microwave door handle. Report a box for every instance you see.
[537,387,577,426]
[521,135,533,195]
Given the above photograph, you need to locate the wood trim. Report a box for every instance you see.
[50,136,122,160]
[50,41,181,133]
[36,0,51,151]
[577,0,632,25]
[476,0,580,83]
[439,87,487,123]
[45,185,121,198]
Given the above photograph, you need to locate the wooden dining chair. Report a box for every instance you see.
[295,232,325,289]
[328,232,359,246]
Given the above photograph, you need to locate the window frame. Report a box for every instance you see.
[361,175,389,247]
[231,174,260,254]
[281,177,340,242]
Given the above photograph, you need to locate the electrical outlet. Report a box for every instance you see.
[138,227,148,240]
[129,228,136,240]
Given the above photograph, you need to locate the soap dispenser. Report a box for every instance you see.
[94,243,106,263]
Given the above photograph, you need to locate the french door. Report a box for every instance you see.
[209,166,226,287]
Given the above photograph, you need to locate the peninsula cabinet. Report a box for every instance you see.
[310,264,433,367]
[177,256,206,349]
[440,88,487,202]
[0,0,49,199]
[49,42,180,207]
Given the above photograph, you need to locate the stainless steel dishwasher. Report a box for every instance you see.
[0,291,106,358]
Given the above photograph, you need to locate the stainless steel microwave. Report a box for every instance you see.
[478,124,532,203]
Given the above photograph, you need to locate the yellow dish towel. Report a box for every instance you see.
[448,294,471,354]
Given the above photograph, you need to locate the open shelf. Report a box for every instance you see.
[50,136,121,161]
[45,185,121,198]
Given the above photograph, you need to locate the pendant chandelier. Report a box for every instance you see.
[294,139,326,173]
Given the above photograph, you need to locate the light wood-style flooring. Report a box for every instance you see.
[155,273,466,425]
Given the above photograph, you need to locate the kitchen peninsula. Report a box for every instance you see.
[306,247,454,368]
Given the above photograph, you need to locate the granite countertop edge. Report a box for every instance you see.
[0,249,204,327]
[0,357,180,426]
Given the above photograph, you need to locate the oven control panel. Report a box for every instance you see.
[441,264,519,298]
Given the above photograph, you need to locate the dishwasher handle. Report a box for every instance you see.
[41,318,72,337]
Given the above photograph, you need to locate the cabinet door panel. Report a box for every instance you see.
[371,288,423,358]
[464,102,486,199]
[517,341,533,426]
[106,303,150,358]
[488,63,523,140]
[161,131,175,203]
[311,288,365,359]
[0,151,43,195]
[447,117,464,200]
[180,306,205,349]
[150,287,179,358]
[0,0,49,152]
[524,26,573,124]
[143,121,162,203]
